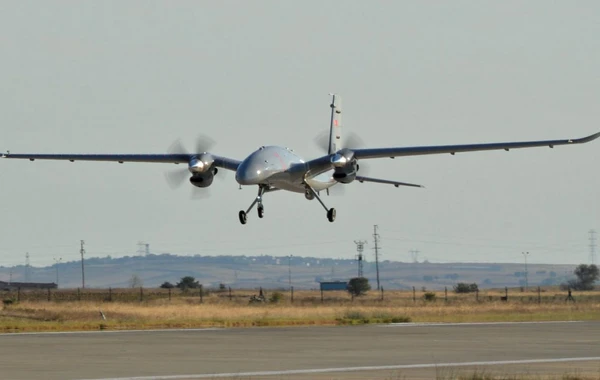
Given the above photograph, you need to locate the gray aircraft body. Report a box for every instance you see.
[2,95,599,224]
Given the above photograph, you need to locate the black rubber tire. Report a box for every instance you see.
[327,208,336,222]
[258,206,264,218]
[239,210,247,225]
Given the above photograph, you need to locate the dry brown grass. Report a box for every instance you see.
[1,288,599,332]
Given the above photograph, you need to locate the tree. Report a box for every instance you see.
[160,281,174,289]
[176,276,201,292]
[347,277,371,297]
[129,274,143,288]
[569,264,599,290]
[453,282,478,294]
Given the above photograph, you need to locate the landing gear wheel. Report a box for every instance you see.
[239,210,247,225]
[327,208,336,223]
[257,205,264,218]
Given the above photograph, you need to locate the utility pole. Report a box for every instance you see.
[522,251,529,291]
[53,257,62,287]
[373,225,381,290]
[590,230,597,265]
[354,240,367,277]
[410,249,420,263]
[25,252,31,282]
[288,254,292,289]
[80,240,86,289]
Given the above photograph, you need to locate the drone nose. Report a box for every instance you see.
[235,166,262,185]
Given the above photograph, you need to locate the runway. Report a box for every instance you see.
[1,321,599,380]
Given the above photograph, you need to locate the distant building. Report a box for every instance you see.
[319,281,348,291]
[0,281,57,290]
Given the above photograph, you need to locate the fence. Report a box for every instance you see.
[1,286,597,306]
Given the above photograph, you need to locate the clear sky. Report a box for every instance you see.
[0,1,598,268]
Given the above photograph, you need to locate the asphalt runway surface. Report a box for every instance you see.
[1,321,599,380]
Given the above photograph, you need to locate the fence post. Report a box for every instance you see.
[228,287,232,301]
[321,288,324,303]
[200,285,203,304]
[77,287,80,301]
[538,286,541,304]
[380,287,384,301]
[413,286,416,303]
[140,287,143,302]
[505,287,508,301]
[17,287,21,302]
[476,289,479,302]
[168,287,171,301]
[47,288,51,302]
[445,287,448,302]
[108,287,112,302]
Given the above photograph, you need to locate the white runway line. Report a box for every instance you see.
[80,357,600,380]
[0,328,223,337]
[380,321,584,327]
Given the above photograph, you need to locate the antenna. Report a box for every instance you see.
[354,240,367,277]
[373,225,381,290]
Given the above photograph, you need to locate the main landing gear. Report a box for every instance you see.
[239,185,266,225]
[305,184,336,223]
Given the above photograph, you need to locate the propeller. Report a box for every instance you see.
[313,131,371,176]
[164,134,219,199]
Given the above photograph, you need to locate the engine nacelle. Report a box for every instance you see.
[332,158,358,184]
[189,167,218,188]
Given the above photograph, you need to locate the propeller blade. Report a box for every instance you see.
[167,138,189,155]
[313,131,331,153]
[164,167,189,189]
[327,183,346,196]
[195,134,216,154]
[344,132,366,150]
[190,186,211,200]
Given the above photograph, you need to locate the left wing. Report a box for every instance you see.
[352,131,600,160]
[0,152,241,171]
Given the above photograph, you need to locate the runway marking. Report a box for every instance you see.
[80,357,600,380]
[0,328,223,337]
[381,321,583,327]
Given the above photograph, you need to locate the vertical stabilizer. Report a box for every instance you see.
[328,94,342,154]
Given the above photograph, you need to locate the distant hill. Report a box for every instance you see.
[0,254,577,290]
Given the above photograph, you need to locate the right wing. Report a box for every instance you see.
[0,152,241,171]
[352,131,600,160]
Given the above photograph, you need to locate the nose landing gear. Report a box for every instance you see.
[239,185,266,225]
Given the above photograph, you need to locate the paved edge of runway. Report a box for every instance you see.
[0,320,585,336]
[78,357,600,380]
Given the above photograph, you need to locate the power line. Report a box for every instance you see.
[373,225,381,290]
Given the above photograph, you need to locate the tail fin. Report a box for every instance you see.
[327,94,342,154]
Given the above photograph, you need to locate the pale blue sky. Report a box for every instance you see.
[0,1,598,268]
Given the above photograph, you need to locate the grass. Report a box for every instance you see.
[1,288,599,332]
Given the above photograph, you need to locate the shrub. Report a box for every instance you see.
[454,282,478,293]
[423,292,436,301]
[269,291,283,303]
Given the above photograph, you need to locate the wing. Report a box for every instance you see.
[352,131,600,160]
[302,131,600,178]
[0,152,241,171]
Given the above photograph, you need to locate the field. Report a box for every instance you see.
[1,287,599,333]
